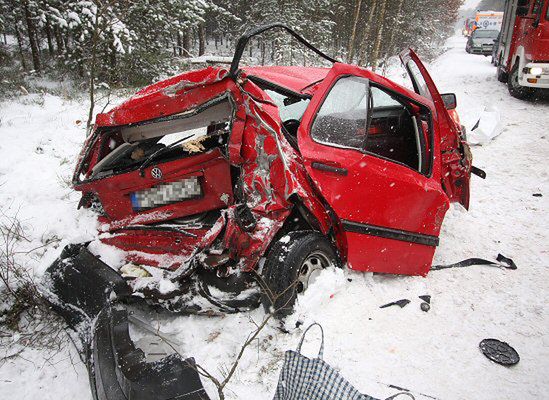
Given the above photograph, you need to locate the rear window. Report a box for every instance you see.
[83,98,232,181]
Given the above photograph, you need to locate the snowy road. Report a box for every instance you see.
[0,35,548,399]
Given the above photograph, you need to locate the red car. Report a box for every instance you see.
[72,25,472,315]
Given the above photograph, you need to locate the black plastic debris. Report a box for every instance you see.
[380,299,411,309]
[418,295,431,304]
[420,303,430,312]
[92,305,210,400]
[42,243,211,400]
[479,339,520,366]
[431,254,517,271]
[532,193,542,197]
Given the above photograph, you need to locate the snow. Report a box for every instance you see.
[1,34,549,400]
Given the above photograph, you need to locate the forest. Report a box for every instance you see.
[0,0,464,90]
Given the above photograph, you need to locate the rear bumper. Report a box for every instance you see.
[42,244,210,400]
[520,63,549,88]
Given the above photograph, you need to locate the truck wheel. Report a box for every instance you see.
[260,231,340,318]
[507,62,533,99]
[496,56,507,82]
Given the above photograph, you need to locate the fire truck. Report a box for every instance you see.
[495,0,549,98]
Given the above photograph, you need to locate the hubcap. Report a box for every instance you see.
[296,251,330,293]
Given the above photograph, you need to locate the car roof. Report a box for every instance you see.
[242,66,330,94]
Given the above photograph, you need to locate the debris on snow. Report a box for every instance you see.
[380,299,411,309]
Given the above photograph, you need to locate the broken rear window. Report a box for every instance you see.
[85,98,233,180]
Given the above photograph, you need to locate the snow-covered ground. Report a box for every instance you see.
[1,34,548,400]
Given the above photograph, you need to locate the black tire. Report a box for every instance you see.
[260,231,340,318]
[507,62,534,99]
[496,54,508,82]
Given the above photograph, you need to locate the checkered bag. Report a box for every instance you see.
[273,323,377,400]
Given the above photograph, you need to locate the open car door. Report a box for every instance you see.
[298,64,449,276]
[400,49,472,209]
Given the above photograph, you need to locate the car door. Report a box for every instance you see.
[298,64,449,276]
[400,49,472,209]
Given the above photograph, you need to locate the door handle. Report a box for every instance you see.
[311,162,348,176]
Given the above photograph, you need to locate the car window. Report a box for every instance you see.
[310,76,368,150]
[532,0,543,15]
[406,61,431,100]
[366,86,427,173]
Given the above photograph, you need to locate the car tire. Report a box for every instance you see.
[507,62,533,99]
[260,231,340,318]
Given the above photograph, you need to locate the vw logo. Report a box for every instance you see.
[151,167,163,179]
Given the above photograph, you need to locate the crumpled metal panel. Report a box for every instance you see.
[77,66,334,274]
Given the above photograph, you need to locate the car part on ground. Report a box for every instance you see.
[42,245,211,400]
[379,299,411,309]
[479,339,520,366]
[430,254,517,271]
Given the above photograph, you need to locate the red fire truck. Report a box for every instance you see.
[495,0,549,98]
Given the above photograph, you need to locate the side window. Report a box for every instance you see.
[406,61,432,100]
[311,76,368,150]
[532,0,543,15]
[365,86,429,174]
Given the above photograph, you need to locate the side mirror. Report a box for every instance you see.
[516,6,529,17]
[441,93,457,110]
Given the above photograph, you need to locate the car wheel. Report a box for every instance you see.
[260,231,340,318]
[507,62,533,99]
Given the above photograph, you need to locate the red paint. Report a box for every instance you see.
[74,51,471,277]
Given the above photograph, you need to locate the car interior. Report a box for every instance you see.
[86,100,232,179]
[366,85,427,173]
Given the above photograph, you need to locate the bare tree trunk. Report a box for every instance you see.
[87,14,101,131]
[183,29,191,56]
[45,18,54,55]
[358,0,379,65]
[109,36,117,82]
[371,0,388,71]
[198,24,205,56]
[54,26,64,54]
[387,0,405,58]
[22,0,41,73]
[14,23,28,71]
[347,0,363,63]
[177,32,183,56]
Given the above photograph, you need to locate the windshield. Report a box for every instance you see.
[473,30,499,38]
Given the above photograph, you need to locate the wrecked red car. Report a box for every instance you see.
[70,25,472,315]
